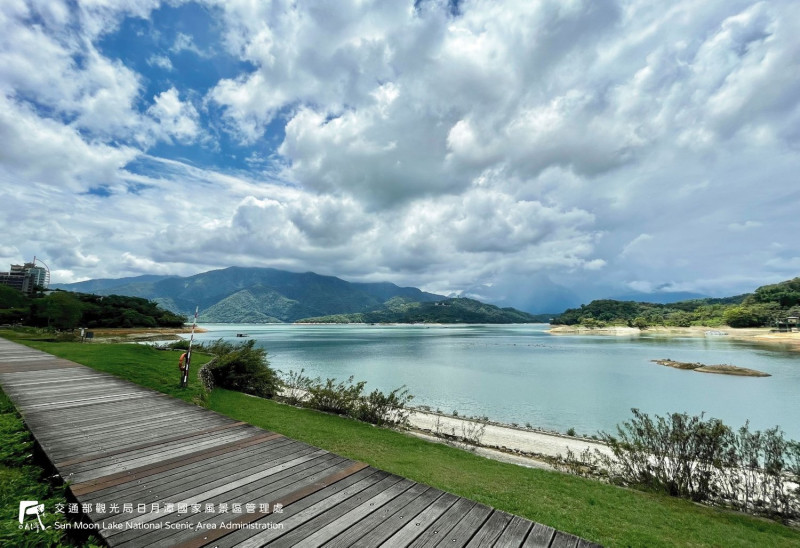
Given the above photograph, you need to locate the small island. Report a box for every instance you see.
[651,359,770,377]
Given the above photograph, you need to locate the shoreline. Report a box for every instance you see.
[85,326,208,342]
[547,325,800,352]
[405,407,610,469]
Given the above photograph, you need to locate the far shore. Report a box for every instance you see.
[84,326,208,342]
[548,324,800,352]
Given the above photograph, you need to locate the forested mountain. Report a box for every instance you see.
[50,267,543,324]
[53,267,446,323]
[297,297,541,324]
[553,277,800,328]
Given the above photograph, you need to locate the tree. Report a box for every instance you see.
[631,316,649,329]
[40,292,83,329]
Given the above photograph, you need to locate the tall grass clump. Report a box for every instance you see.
[557,408,800,523]
[278,369,412,428]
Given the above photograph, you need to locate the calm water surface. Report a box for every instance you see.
[191,324,800,439]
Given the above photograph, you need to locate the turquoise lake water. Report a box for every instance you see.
[191,324,800,439]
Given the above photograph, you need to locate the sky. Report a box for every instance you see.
[1,0,799,312]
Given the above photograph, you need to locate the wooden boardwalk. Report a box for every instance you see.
[0,338,600,548]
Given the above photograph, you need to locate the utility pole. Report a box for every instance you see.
[181,307,198,388]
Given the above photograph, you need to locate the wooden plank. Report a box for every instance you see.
[49,417,232,454]
[7,378,126,394]
[25,392,149,411]
[166,461,370,548]
[32,406,188,433]
[0,370,96,383]
[55,421,247,467]
[465,510,514,547]
[47,413,230,447]
[283,478,416,548]
[66,429,261,481]
[26,401,191,430]
[22,391,170,414]
[492,515,534,548]
[380,491,460,547]
[69,432,281,495]
[406,498,477,548]
[106,454,350,546]
[213,469,385,548]
[0,374,101,387]
[429,502,492,547]
[63,428,258,476]
[522,523,556,547]
[0,360,79,372]
[147,457,371,548]
[328,484,438,548]
[549,531,580,548]
[83,438,299,505]
[252,473,405,548]
[325,483,431,548]
[97,444,327,527]
[48,415,236,457]
[101,448,331,533]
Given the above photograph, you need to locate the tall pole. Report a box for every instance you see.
[181,307,198,388]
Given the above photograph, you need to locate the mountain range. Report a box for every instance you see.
[52,267,540,323]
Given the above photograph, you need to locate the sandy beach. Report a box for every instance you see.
[405,408,610,469]
[85,326,207,342]
[548,325,800,351]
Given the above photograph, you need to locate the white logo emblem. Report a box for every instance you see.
[19,501,46,531]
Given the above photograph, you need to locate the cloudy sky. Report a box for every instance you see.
[2,0,799,311]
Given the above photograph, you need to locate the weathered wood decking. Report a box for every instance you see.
[0,338,600,547]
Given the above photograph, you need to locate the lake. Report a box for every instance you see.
[190,324,800,440]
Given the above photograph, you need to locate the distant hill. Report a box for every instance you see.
[53,267,449,323]
[552,278,800,328]
[51,274,176,294]
[297,296,541,324]
[52,267,543,324]
[609,291,709,304]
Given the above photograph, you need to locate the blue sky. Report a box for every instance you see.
[2,0,800,312]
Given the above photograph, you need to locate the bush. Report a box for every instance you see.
[281,368,313,405]
[355,387,413,427]
[600,410,730,502]
[559,409,800,522]
[306,376,367,415]
[277,370,414,428]
[206,339,281,399]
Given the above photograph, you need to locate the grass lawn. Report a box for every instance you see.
[0,386,103,547]
[2,330,799,547]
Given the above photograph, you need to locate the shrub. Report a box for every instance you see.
[559,409,800,522]
[306,376,366,415]
[600,410,731,502]
[168,339,191,350]
[355,386,413,427]
[281,368,313,405]
[277,370,414,428]
[207,339,281,399]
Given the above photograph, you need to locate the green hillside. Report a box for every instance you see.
[553,277,800,328]
[53,267,445,323]
[297,296,539,324]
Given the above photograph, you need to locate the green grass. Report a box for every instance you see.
[0,387,103,547]
[2,330,800,547]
